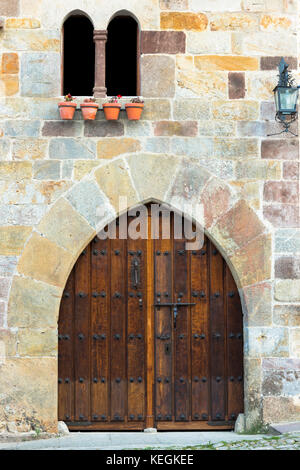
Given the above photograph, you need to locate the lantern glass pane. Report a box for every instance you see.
[278,87,299,114]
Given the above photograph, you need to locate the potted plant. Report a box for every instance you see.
[125,96,144,121]
[103,95,122,120]
[58,93,77,120]
[80,97,99,120]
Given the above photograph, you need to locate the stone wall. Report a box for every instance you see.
[0,0,299,433]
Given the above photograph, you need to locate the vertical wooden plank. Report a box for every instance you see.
[110,227,127,422]
[127,219,147,423]
[225,265,244,422]
[174,237,190,422]
[154,212,173,422]
[90,236,109,422]
[209,243,226,421]
[146,207,155,429]
[190,236,210,421]
[74,246,90,422]
[58,269,74,422]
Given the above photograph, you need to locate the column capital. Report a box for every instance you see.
[93,30,107,42]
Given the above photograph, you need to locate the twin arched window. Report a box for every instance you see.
[62,12,139,97]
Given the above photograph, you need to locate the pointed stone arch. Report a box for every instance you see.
[8,153,272,432]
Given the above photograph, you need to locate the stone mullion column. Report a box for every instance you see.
[93,30,107,98]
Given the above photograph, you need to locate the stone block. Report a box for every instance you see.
[264,181,298,205]
[141,55,175,98]
[194,55,258,71]
[283,161,299,181]
[159,0,188,9]
[0,277,10,298]
[144,137,170,153]
[0,139,10,160]
[273,305,300,327]
[260,14,294,31]
[126,153,181,204]
[42,121,83,137]
[230,234,272,287]
[229,72,245,99]
[263,397,300,424]
[247,72,279,100]
[186,32,232,54]
[236,160,281,180]
[4,120,40,138]
[125,121,152,137]
[171,137,213,157]
[261,139,298,160]
[1,53,19,74]
[0,328,17,356]
[0,73,19,96]
[8,276,61,328]
[291,329,300,358]
[84,120,124,137]
[200,177,235,228]
[177,56,227,98]
[173,100,210,121]
[18,232,73,287]
[190,0,242,10]
[263,204,299,228]
[61,160,73,179]
[275,280,300,302]
[214,138,258,158]
[38,198,95,255]
[246,326,289,357]
[141,31,185,54]
[66,180,114,230]
[20,52,60,97]
[0,0,19,16]
[141,99,171,120]
[49,138,96,160]
[168,158,211,204]
[0,256,17,277]
[0,226,32,255]
[196,158,234,180]
[5,18,40,29]
[95,160,138,211]
[240,32,297,56]
[230,180,260,210]
[18,328,57,356]
[0,204,46,225]
[210,13,259,31]
[12,139,47,160]
[1,180,72,205]
[0,358,57,432]
[262,369,300,396]
[97,138,141,159]
[212,199,265,254]
[27,98,61,120]
[212,100,259,121]
[33,160,60,180]
[1,30,60,52]
[160,12,208,31]
[154,121,197,137]
[275,229,300,253]
[243,282,272,327]
[237,121,277,136]
[73,161,99,180]
[260,101,276,121]
[260,56,297,70]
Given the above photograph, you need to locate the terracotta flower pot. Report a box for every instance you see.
[125,103,144,121]
[58,101,77,120]
[103,102,121,121]
[80,102,99,120]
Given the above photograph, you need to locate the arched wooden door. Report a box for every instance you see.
[58,208,244,430]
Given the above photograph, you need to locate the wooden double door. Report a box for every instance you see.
[58,209,244,430]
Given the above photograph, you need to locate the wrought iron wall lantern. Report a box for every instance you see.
[268,58,300,137]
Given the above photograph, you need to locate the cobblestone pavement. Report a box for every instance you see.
[175,434,300,450]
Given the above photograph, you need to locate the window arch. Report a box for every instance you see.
[63,13,95,96]
[106,14,140,96]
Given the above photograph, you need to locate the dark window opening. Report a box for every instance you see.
[63,15,95,96]
[106,16,139,96]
